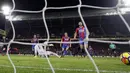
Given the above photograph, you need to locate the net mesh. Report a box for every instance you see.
[0,0,130,73]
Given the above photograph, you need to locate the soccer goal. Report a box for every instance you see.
[0,0,130,73]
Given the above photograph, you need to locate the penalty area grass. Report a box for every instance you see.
[0,55,129,73]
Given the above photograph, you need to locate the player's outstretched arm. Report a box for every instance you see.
[60,39,62,47]
[74,28,78,39]
[70,39,71,47]
[31,39,33,43]
[74,32,77,39]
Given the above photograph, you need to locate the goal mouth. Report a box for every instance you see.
[0,0,130,73]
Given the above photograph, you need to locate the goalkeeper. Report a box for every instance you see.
[34,44,60,58]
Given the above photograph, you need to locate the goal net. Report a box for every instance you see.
[0,0,130,73]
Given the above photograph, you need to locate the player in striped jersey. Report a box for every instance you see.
[60,32,71,57]
[74,22,88,57]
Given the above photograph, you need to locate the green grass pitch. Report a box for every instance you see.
[0,55,129,73]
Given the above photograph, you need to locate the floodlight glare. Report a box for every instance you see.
[5,15,12,20]
[1,5,11,15]
[122,0,130,6]
[120,8,130,14]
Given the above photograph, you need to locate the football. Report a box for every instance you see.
[120,52,130,65]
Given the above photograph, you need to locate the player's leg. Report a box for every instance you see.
[63,45,69,57]
[83,42,88,57]
[32,45,35,56]
[34,44,39,57]
[66,46,72,56]
[48,51,61,58]
[61,45,66,57]
[79,44,84,57]
[80,44,84,49]
[42,51,49,58]
[79,39,84,57]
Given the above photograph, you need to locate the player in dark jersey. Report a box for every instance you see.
[31,35,38,57]
[60,32,71,57]
[74,22,88,57]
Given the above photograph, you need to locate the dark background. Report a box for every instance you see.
[0,0,130,54]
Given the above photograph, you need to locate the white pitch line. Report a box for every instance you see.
[0,65,129,73]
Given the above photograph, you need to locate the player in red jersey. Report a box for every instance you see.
[74,22,88,57]
[60,32,71,57]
